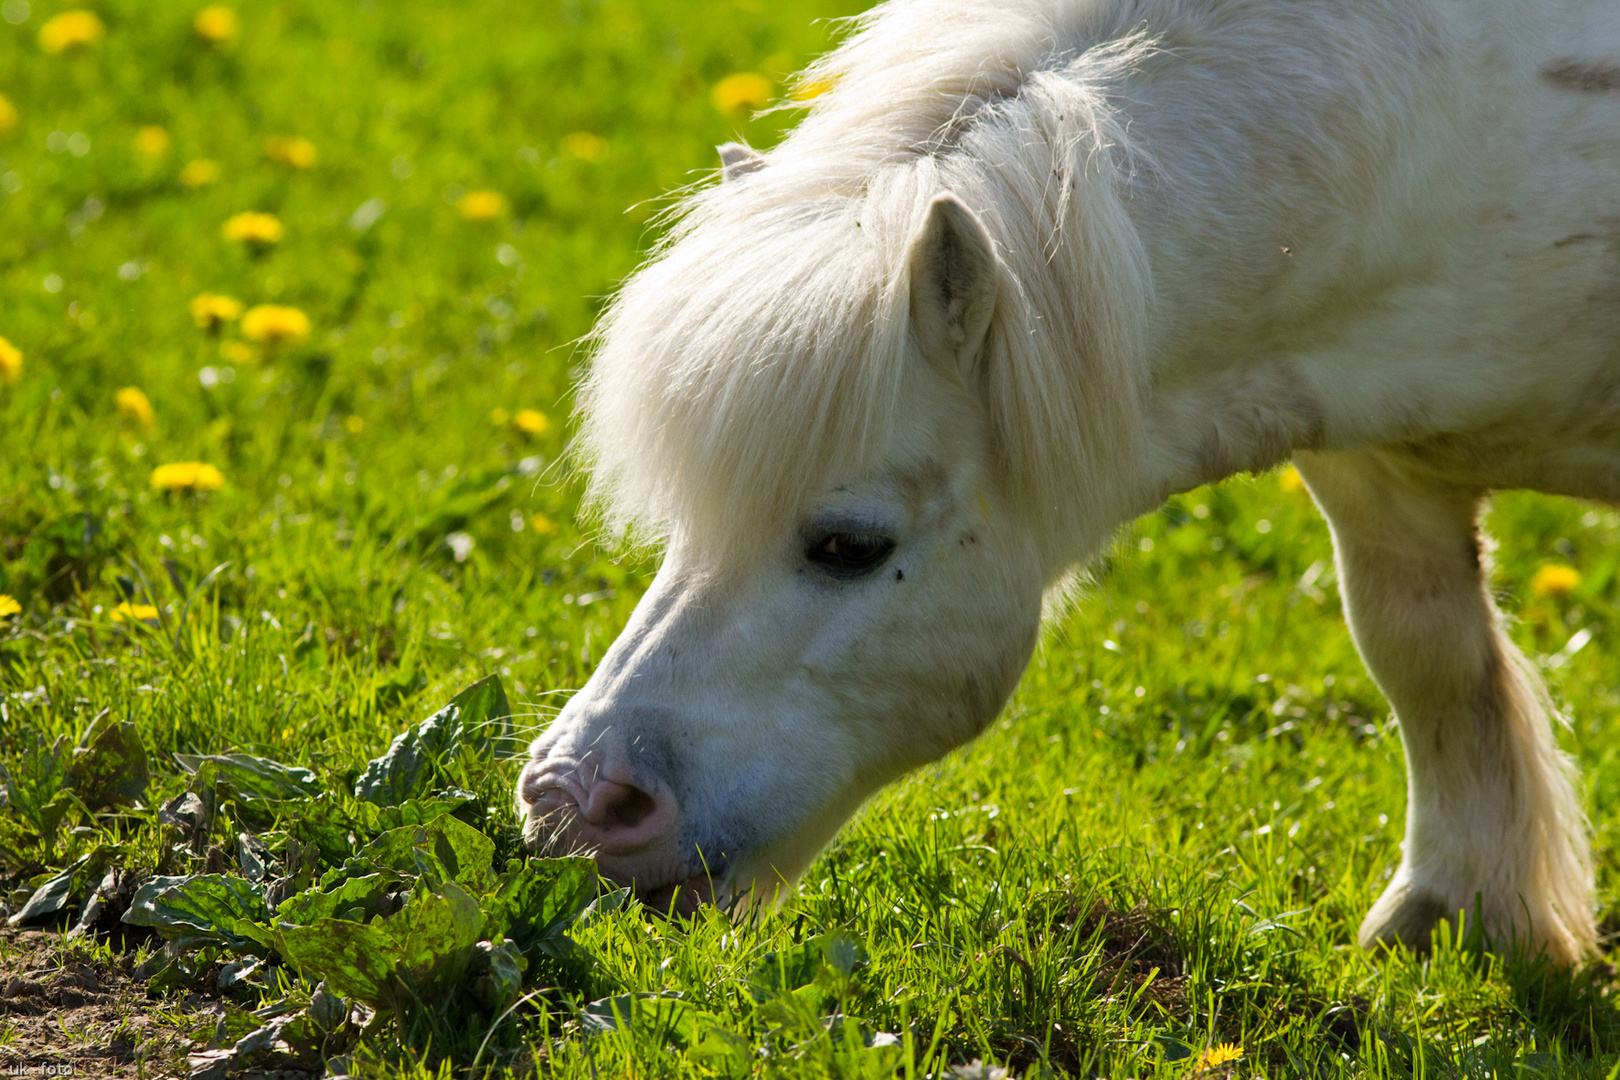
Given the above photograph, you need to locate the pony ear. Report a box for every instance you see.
[717,142,766,182]
[907,192,997,380]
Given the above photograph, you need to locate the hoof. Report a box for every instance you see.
[1358,878,1586,964]
[1358,882,1452,954]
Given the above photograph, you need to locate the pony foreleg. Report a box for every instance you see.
[1293,451,1594,964]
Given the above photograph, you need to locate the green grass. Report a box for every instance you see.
[5,1,1620,1076]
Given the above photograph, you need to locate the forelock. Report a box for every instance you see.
[577,176,925,554]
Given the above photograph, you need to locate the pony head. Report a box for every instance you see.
[518,16,1154,909]
[518,179,1048,908]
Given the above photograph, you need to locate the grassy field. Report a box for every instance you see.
[6,0,1620,1076]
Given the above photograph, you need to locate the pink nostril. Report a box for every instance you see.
[523,764,673,855]
[582,779,658,831]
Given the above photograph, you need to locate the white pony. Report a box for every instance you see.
[520,0,1620,963]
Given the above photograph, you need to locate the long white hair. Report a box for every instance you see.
[578,0,1159,560]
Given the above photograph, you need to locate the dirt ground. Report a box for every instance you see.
[0,927,195,1079]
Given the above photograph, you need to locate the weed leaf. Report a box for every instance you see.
[353,674,512,806]
[7,862,79,926]
[469,937,525,1012]
[65,716,149,809]
[278,878,485,1010]
[358,812,496,891]
[8,847,118,926]
[351,794,471,834]
[174,753,320,801]
[123,873,275,952]
[482,855,597,956]
[0,734,69,835]
[275,871,401,927]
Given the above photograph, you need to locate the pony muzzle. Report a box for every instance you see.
[520,759,677,858]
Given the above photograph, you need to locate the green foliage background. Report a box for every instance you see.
[6,0,1620,1076]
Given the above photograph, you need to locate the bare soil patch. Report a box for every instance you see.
[0,927,191,1078]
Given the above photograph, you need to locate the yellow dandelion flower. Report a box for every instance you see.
[1192,1043,1243,1072]
[40,11,105,54]
[711,72,773,115]
[220,340,255,363]
[190,293,243,328]
[180,158,221,188]
[149,462,196,490]
[110,602,159,623]
[133,125,170,156]
[222,211,284,244]
[150,461,225,492]
[0,337,21,384]
[264,135,316,169]
[0,94,18,136]
[115,387,154,430]
[560,132,609,163]
[193,6,237,43]
[513,408,549,436]
[0,595,20,619]
[457,190,505,221]
[1279,464,1305,493]
[1530,564,1581,598]
[488,407,509,426]
[530,514,557,536]
[344,415,365,434]
[240,304,310,344]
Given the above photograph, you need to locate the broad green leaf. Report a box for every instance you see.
[236,834,268,883]
[385,879,486,994]
[745,933,870,1010]
[64,717,149,809]
[820,932,868,978]
[278,879,484,1010]
[469,938,524,1012]
[353,675,511,806]
[275,872,400,927]
[123,873,275,952]
[483,856,597,953]
[350,794,471,835]
[309,981,348,1034]
[7,862,78,926]
[0,815,39,867]
[357,813,495,892]
[175,753,319,801]
[7,848,116,927]
[147,951,210,993]
[274,795,357,862]
[207,1006,265,1050]
[196,1013,320,1078]
[217,956,265,993]
[574,886,633,930]
[0,733,69,834]
[276,917,398,1006]
[688,1023,754,1068]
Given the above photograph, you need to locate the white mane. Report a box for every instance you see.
[577,0,1156,558]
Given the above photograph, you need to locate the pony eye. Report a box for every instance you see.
[806,533,896,579]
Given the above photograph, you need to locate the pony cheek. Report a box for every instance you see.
[884,544,1043,759]
[683,733,868,888]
